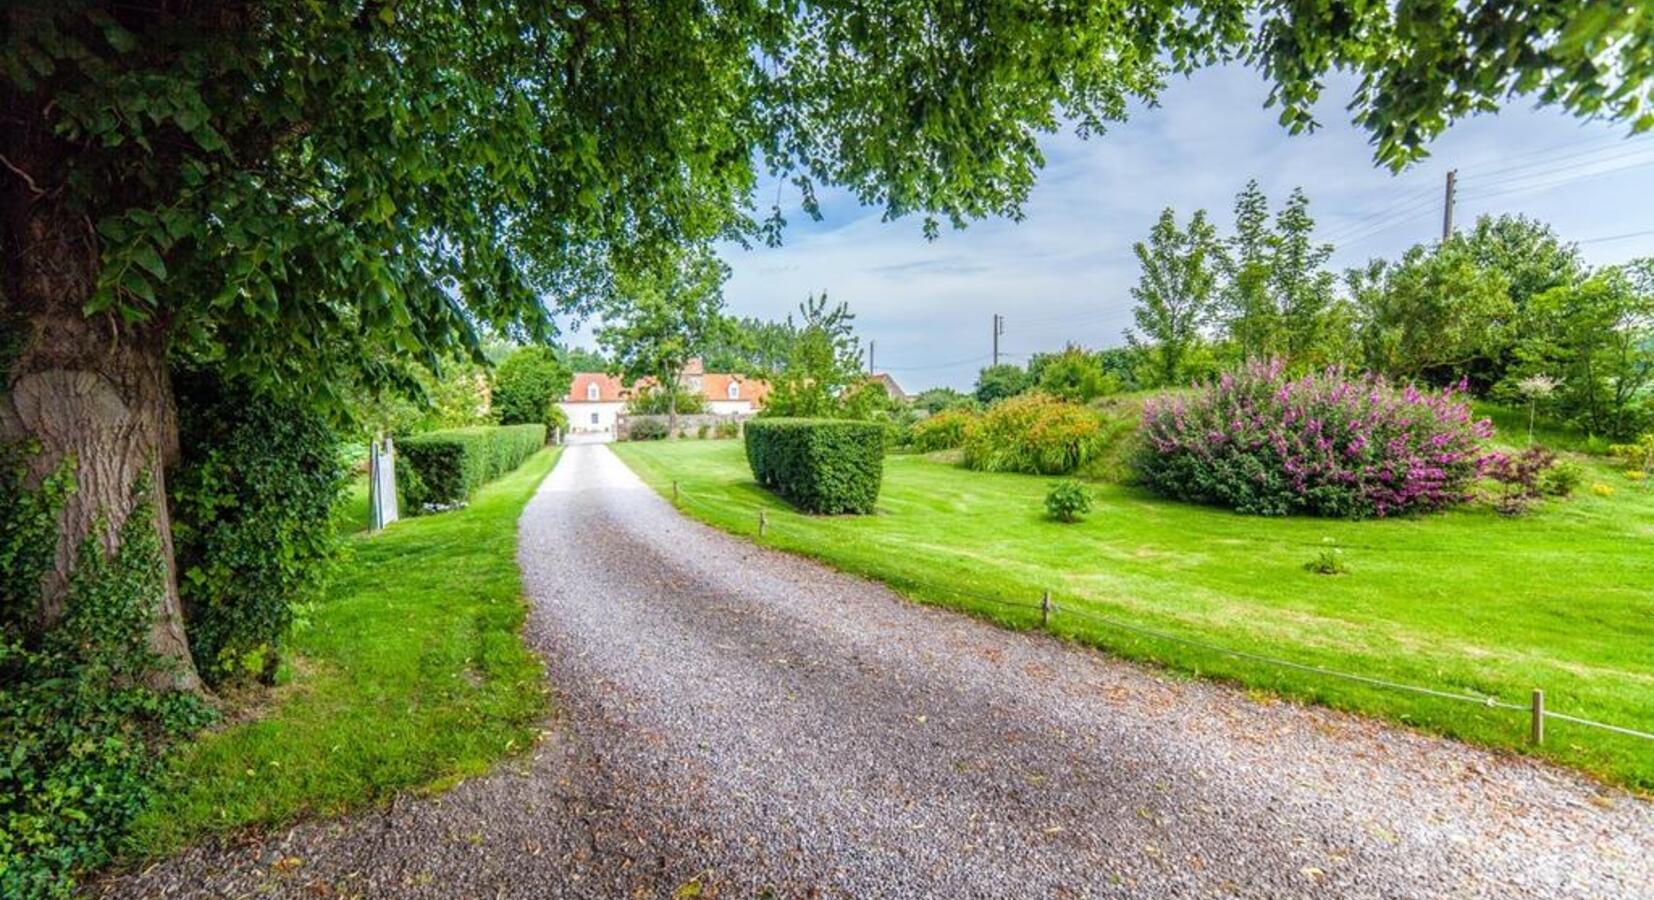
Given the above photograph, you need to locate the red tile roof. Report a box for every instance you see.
[566,372,630,403]
[703,373,770,406]
[563,370,770,407]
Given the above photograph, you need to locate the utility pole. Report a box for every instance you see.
[1442,169,1457,241]
[867,340,875,374]
[992,314,1004,366]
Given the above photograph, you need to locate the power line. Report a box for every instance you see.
[1328,194,1445,249]
[1576,227,1654,246]
[1319,184,1440,243]
[878,353,992,372]
[1459,156,1654,204]
[1474,138,1654,181]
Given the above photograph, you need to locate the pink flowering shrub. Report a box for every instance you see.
[1136,362,1494,518]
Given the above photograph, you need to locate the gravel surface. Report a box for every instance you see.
[102,443,1652,898]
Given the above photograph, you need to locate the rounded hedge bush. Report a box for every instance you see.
[910,408,977,452]
[1135,362,1493,518]
[962,393,1106,475]
[745,418,885,514]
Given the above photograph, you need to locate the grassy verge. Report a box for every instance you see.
[333,472,371,536]
[127,447,560,856]
[613,439,1654,790]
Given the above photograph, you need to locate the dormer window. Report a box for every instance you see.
[586,382,599,401]
[727,381,740,400]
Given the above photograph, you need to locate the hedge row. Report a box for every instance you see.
[397,424,546,511]
[744,418,884,514]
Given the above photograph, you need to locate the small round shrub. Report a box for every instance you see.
[1304,546,1349,575]
[1136,362,1493,518]
[1538,459,1584,496]
[1045,480,1092,523]
[911,408,977,452]
[628,418,669,441]
[962,393,1106,475]
[715,419,741,439]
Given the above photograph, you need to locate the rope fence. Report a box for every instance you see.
[739,505,1654,748]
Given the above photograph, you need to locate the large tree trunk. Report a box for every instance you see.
[1,145,201,691]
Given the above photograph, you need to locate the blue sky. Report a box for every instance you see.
[572,63,1654,392]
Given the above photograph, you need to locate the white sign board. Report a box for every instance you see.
[369,435,399,531]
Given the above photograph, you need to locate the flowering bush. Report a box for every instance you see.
[1136,362,1493,518]
[963,393,1107,475]
[910,408,977,452]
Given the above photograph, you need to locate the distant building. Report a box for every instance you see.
[866,372,908,403]
[559,357,770,437]
[562,372,630,435]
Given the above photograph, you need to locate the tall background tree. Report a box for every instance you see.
[493,347,573,430]
[3,0,1649,691]
[1220,181,1278,361]
[703,317,799,376]
[599,249,730,435]
[974,364,1033,406]
[1128,208,1222,384]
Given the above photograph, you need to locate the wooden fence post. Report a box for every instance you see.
[1041,590,1052,628]
[1530,689,1545,745]
[672,480,679,504]
[759,509,768,536]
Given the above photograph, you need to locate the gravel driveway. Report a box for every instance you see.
[104,443,1652,898]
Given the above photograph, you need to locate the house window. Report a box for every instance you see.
[586,382,599,401]
[727,381,740,400]
[590,412,599,425]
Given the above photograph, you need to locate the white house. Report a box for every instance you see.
[558,358,770,438]
[561,372,629,436]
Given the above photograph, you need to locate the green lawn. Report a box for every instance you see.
[127,448,559,856]
[613,439,1654,790]
[333,471,371,536]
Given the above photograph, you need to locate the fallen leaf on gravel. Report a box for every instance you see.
[673,877,704,898]
[1299,866,1326,881]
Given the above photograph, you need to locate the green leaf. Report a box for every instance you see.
[132,242,168,280]
[120,269,156,305]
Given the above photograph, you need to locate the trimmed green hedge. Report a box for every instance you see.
[397,424,546,512]
[744,419,884,514]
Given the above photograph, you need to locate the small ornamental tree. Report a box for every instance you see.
[1136,362,1494,518]
[764,294,864,418]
